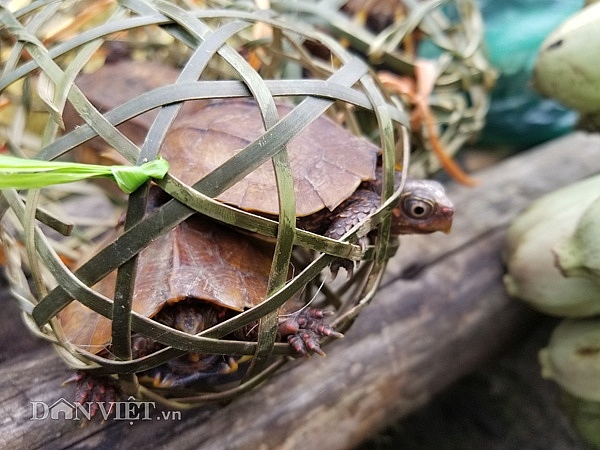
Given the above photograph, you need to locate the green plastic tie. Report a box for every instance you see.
[0,155,169,194]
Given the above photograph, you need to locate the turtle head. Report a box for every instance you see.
[391,178,454,235]
[157,300,227,335]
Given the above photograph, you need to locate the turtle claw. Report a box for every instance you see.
[279,308,343,356]
[329,259,355,279]
[68,371,121,420]
[288,330,326,356]
[329,235,371,279]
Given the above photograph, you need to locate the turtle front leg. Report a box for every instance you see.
[65,371,122,420]
[278,308,343,356]
[323,189,380,241]
[296,189,379,277]
[324,189,380,277]
[65,337,156,420]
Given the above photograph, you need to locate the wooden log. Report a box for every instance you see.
[361,316,588,448]
[1,132,600,449]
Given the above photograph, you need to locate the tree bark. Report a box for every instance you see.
[1,132,600,449]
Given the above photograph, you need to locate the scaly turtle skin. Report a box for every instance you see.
[301,170,452,241]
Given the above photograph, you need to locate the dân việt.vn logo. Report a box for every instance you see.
[30,396,181,422]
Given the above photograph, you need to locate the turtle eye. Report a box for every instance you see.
[404,198,433,219]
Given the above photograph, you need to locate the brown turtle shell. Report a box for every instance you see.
[161,99,379,216]
[58,216,275,353]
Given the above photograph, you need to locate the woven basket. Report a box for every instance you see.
[0,0,416,407]
[271,0,495,180]
[0,2,408,407]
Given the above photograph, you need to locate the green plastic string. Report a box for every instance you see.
[0,155,169,194]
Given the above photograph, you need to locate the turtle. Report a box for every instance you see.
[65,63,453,243]
[61,169,450,411]
[161,98,454,245]
[60,192,342,412]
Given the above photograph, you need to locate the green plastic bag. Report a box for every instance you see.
[477,0,582,148]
